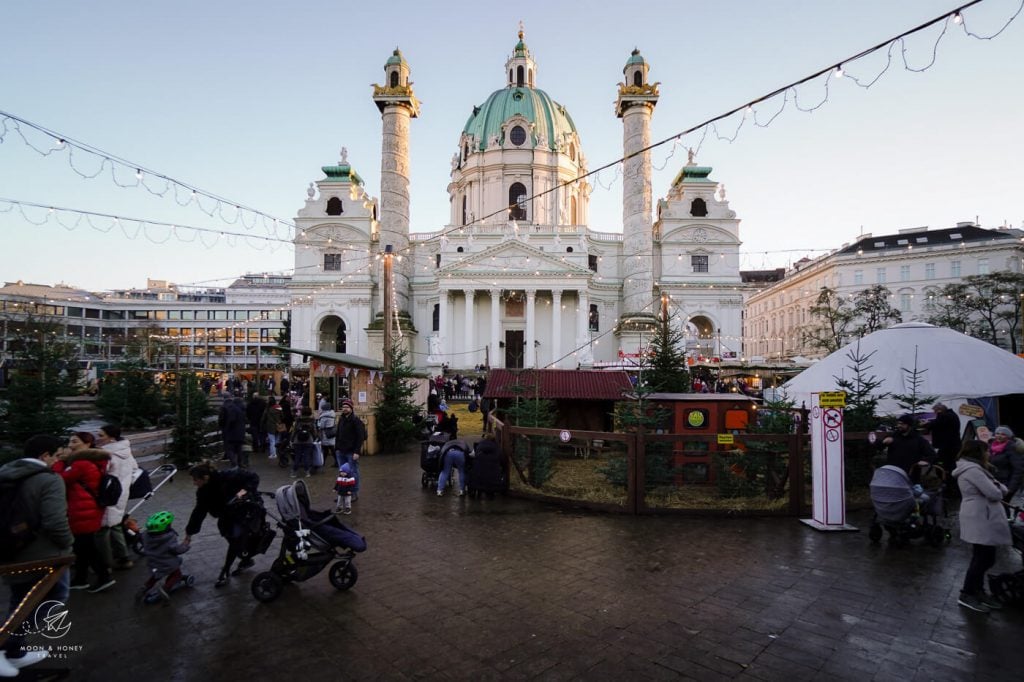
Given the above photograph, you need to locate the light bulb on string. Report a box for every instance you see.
[953,11,963,24]
[833,65,844,78]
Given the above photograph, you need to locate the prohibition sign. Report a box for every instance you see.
[811,406,821,419]
[825,429,840,442]
[823,409,843,428]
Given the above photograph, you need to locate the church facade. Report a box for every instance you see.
[288,33,745,373]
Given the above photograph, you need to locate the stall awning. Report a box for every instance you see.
[277,347,383,370]
[484,369,633,400]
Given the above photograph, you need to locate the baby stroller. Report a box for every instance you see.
[868,464,949,547]
[122,464,178,556]
[421,431,452,489]
[987,504,1024,605]
[250,479,366,603]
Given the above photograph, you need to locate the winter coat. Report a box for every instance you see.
[52,448,110,535]
[929,409,962,456]
[883,431,936,474]
[989,437,1024,499]
[185,467,260,537]
[101,438,138,527]
[335,412,366,454]
[292,415,317,444]
[0,458,73,578]
[261,405,283,435]
[317,409,337,447]
[953,458,1012,546]
[470,438,505,492]
[141,527,189,575]
[219,399,247,443]
[246,395,267,431]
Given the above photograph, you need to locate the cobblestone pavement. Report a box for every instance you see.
[11,448,1024,681]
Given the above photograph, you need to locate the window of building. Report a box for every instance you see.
[900,265,910,281]
[153,310,167,321]
[326,197,343,215]
[690,198,708,217]
[456,246,464,253]
[435,253,441,268]
[900,293,912,313]
[633,71,642,87]
[508,182,527,220]
[589,304,599,332]
[194,311,208,321]
[67,307,83,317]
[389,71,399,88]
[324,253,342,271]
[432,304,440,332]
[588,255,598,272]
[566,246,574,253]
[692,255,709,273]
[181,310,194,321]
[951,260,961,277]
[876,267,886,284]
[463,143,468,161]
[516,66,524,87]
[461,195,467,225]
[234,311,247,321]
[168,310,181,320]
[213,311,228,321]
[925,263,936,279]
[509,125,527,146]
[854,270,863,285]
[978,258,990,275]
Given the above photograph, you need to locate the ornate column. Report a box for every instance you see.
[576,289,593,366]
[525,289,537,368]
[490,289,501,369]
[463,288,475,368]
[551,289,563,369]
[438,288,449,365]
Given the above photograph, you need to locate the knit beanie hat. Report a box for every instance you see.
[994,425,1014,438]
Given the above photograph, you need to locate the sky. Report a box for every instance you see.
[1,0,1022,293]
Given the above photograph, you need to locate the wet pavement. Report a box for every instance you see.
[9,447,1024,681]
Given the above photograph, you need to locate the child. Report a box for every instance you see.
[335,463,357,514]
[137,511,193,604]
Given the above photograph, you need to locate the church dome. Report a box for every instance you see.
[462,86,578,152]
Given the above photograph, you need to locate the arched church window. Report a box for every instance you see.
[633,71,642,87]
[432,304,440,332]
[516,65,524,87]
[325,197,343,216]
[389,71,399,88]
[508,182,527,221]
[690,198,708,217]
[509,68,514,84]
[461,196,468,226]
[570,196,578,225]
[509,126,527,146]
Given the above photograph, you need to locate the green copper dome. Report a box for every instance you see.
[625,48,646,68]
[462,87,578,151]
[385,48,406,66]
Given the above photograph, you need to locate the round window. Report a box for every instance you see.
[509,125,527,146]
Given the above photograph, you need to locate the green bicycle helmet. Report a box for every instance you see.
[145,511,174,533]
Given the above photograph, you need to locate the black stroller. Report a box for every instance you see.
[988,504,1024,605]
[868,464,950,547]
[250,479,366,603]
[421,431,452,489]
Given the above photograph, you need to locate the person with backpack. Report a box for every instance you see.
[290,406,318,478]
[317,403,338,468]
[52,444,115,593]
[0,435,74,676]
[218,393,247,468]
[95,423,139,571]
[335,399,366,500]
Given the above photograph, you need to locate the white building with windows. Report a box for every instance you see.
[288,33,746,372]
[742,223,1024,360]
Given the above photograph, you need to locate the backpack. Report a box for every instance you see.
[0,469,51,561]
[81,472,123,508]
[295,425,313,443]
[321,415,337,439]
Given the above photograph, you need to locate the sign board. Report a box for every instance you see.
[357,391,367,403]
[559,430,572,443]
[717,434,734,445]
[818,391,846,408]
[958,404,985,418]
[801,393,856,532]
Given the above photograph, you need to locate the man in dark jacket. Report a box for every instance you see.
[929,402,962,473]
[0,435,74,675]
[246,394,267,453]
[335,399,366,499]
[184,463,261,586]
[219,395,247,467]
[882,414,937,475]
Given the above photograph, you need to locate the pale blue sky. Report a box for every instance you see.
[2,0,1021,291]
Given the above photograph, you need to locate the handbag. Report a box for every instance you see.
[313,442,324,468]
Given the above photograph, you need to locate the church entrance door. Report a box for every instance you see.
[505,330,524,369]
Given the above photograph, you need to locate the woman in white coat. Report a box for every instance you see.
[952,439,1012,613]
[96,423,139,570]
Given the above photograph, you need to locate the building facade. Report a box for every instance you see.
[742,223,1024,360]
[289,33,746,372]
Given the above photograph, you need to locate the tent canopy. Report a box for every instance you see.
[782,322,1024,415]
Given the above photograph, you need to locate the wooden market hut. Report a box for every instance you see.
[484,369,633,431]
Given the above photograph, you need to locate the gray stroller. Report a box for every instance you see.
[868,464,949,547]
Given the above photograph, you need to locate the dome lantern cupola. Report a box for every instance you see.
[504,25,537,88]
[623,48,649,88]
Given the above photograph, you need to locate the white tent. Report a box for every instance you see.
[782,322,1024,416]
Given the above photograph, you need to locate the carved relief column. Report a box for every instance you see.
[490,289,501,369]
[525,289,537,368]
[463,288,475,368]
[438,288,449,365]
[551,289,563,369]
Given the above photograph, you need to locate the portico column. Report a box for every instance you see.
[525,289,537,368]
[490,289,501,369]
[551,289,563,369]
[577,289,589,341]
[438,288,449,365]
[463,288,475,368]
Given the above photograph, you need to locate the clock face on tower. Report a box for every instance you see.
[692,228,708,243]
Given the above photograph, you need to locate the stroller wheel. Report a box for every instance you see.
[184,574,196,588]
[328,561,358,591]
[251,571,284,603]
[868,524,883,544]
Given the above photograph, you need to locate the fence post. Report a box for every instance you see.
[788,433,804,516]
[631,426,644,514]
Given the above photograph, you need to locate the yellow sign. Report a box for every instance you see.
[819,391,846,408]
[717,434,735,445]
[958,404,985,418]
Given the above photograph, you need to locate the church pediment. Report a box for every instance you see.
[439,241,591,276]
[301,222,370,246]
